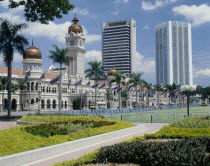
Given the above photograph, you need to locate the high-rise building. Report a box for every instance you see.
[102,19,136,75]
[155,21,193,86]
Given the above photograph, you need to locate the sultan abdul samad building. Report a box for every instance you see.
[0,16,140,112]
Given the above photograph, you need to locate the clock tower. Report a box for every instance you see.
[66,16,85,78]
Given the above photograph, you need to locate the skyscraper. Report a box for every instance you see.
[155,21,193,86]
[102,19,136,75]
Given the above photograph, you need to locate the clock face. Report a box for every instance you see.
[70,40,75,46]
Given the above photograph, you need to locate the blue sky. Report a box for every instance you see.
[0,0,210,86]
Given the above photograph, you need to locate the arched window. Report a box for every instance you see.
[31,82,34,91]
[65,101,67,109]
[49,87,51,93]
[35,82,38,91]
[46,87,49,92]
[52,87,54,93]
[42,86,45,92]
[55,88,57,93]
[4,98,8,109]
[36,98,39,103]
[41,99,45,109]
[31,99,34,104]
[52,100,56,108]
[11,99,17,110]
[61,101,63,108]
[47,100,51,108]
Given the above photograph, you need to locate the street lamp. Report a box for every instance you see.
[180,85,196,116]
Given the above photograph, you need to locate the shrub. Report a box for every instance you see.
[94,137,210,166]
[23,120,116,137]
[144,125,210,139]
[170,116,210,128]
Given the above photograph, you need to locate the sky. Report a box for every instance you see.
[0,0,210,86]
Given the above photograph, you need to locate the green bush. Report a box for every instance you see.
[24,120,116,137]
[0,116,135,157]
[94,137,210,166]
[170,116,210,128]
[145,125,210,139]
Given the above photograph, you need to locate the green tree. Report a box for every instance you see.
[85,60,105,107]
[0,19,28,117]
[111,72,126,110]
[49,44,73,111]
[128,72,146,106]
[164,83,178,104]
[16,79,27,111]
[106,90,113,109]
[2,0,75,24]
[144,82,153,106]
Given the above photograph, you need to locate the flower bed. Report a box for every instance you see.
[24,120,115,137]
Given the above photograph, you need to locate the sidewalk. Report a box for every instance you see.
[23,123,168,166]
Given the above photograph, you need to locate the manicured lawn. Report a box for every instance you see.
[104,106,210,123]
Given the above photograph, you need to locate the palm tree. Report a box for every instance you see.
[0,19,28,117]
[165,82,178,104]
[85,60,105,107]
[49,44,73,111]
[144,82,153,106]
[112,72,126,110]
[106,90,113,109]
[121,90,129,108]
[128,72,146,107]
[16,79,27,111]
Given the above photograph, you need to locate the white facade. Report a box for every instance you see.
[155,21,193,86]
[102,19,136,75]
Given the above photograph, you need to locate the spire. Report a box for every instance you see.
[32,38,34,46]
[72,15,79,24]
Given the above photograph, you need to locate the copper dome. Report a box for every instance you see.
[107,68,117,76]
[24,41,42,59]
[68,17,83,34]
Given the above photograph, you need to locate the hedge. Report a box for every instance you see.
[0,116,135,157]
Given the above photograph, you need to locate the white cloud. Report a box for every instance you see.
[142,0,178,11]
[73,8,89,16]
[135,52,155,73]
[195,69,210,77]
[0,12,101,44]
[85,50,102,62]
[172,4,210,26]
[111,11,119,16]
[0,0,24,12]
[143,24,150,30]
[114,0,129,4]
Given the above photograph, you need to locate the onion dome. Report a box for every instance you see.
[68,16,83,34]
[24,40,42,59]
[107,68,117,76]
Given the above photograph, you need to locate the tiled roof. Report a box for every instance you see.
[45,74,58,79]
[0,67,23,75]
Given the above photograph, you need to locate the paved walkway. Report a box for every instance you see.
[0,121,17,130]
[23,123,168,166]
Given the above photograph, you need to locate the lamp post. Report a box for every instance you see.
[180,85,196,116]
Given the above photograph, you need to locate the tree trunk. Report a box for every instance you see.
[135,86,138,106]
[7,62,12,118]
[95,86,97,109]
[59,64,62,111]
[20,90,23,111]
[118,86,121,110]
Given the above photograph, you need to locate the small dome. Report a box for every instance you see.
[107,68,117,76]
[24,41,42,59]
[68,16,83,34]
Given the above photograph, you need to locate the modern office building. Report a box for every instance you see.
[102,19,136,75]
[155,21,193,86]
